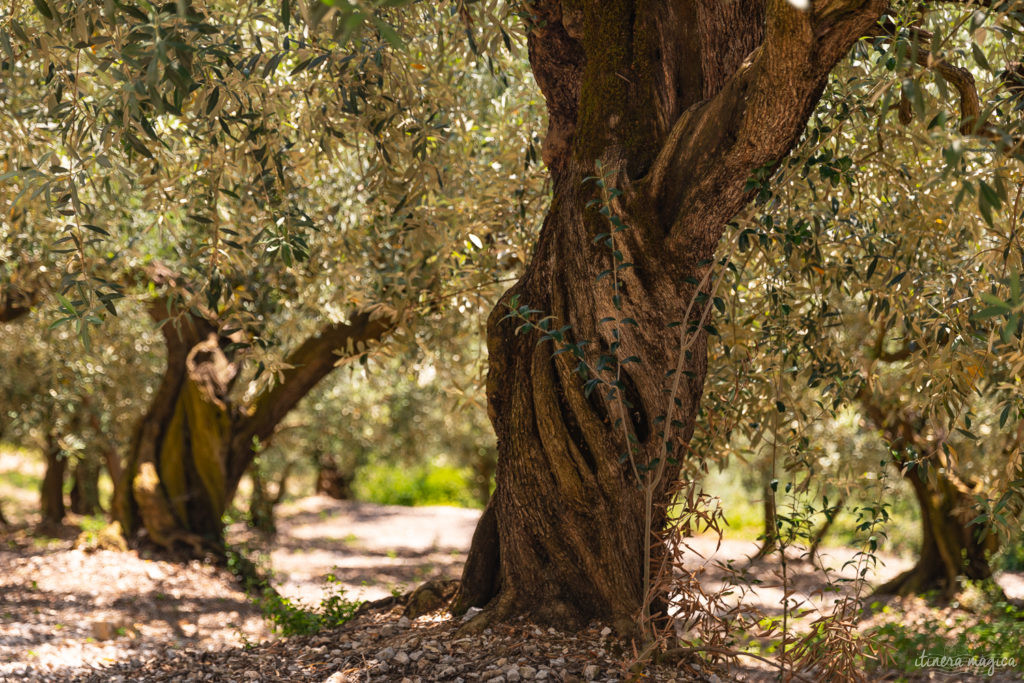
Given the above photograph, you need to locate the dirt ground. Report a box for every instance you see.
[2,494,1023,681]
[254,496,482,606]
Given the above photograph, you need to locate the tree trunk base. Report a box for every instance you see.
[873,561,952,599]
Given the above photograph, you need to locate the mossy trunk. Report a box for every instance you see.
[117,368,238,552]
[113,290,396,554]
[39,440,66,528]
[875,466,996,598]
[70,458,102,516]
[114,312,238,551]
[456,1,884,628]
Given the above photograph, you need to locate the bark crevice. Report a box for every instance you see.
[460,0,887,626]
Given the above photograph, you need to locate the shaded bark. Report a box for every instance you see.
[0,283,36,322]
[471,448,496,507]
[39,439,66,528]
[457,0,886,628]
[315,453,356,500]
[875,465,996,598]
[114,290,397,553]
[70,458,102,516]
[859,387,997,597]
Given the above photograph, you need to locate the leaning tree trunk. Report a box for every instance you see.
[39,438,66,529]
[113,290,396,553]
[875,466,996,598]
[455,1,885,630]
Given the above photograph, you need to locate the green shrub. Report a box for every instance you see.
[868,600,1024,675]
[227,548,361,636]
[258,574,361,636]
[352,463,478,508]
[994,537,1024,572]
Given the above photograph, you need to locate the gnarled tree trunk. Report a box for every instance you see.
[860,387,998,597]
[456,0,885,630]
[114,290,396,553]
[875,465,996,598]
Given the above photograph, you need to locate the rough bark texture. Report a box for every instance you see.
[457,0,887,629]
[114,291,397,553]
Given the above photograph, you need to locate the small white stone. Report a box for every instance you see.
[599,626,612,637]
[582,663,600,680]
[394,651,410,665]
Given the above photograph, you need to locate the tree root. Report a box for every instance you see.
[872,563,952,600]
[455,587,517,637]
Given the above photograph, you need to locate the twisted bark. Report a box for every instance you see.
[457,0,886,629]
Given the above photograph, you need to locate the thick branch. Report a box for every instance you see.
[875,23,989,135]
[231,304,398,469]
[648,0,886,257]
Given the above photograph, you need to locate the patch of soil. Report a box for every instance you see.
[238,496,481,605]
[0,535,267,681]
